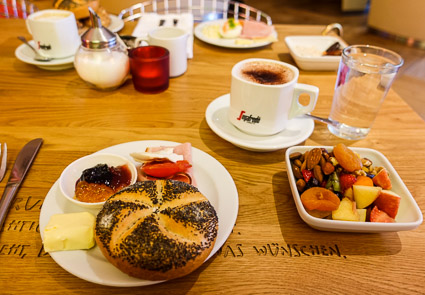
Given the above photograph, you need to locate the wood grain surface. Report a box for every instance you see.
[1,16,425,295]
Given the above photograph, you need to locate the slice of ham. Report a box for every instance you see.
[138,142,197,187]
[240,20,273,39]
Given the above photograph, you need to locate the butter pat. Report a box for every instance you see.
[43,212,96,252]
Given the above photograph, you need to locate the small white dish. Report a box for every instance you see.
[15,40,74,70]
[59,153,137,209]
[284,35,348,71]
[205,94,314,152]
[194,19,277,49]
[285,146,423,233]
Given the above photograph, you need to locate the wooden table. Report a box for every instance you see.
[1,18,425,294]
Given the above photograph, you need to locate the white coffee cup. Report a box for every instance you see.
[26,9,81,59]
[229,58,319,136]
[136,27,189,77]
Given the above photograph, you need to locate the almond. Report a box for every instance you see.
[307,148,322,170]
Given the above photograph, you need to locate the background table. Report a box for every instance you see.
[1,18,425,294]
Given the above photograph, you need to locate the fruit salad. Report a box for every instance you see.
[289,144,400,223]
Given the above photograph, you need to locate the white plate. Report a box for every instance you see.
[15,40,74,71]
[284,36,348,71]
[205,94,314,152]
[194,19,277,49]
[108,14,124,33]
[285,146,423,232]
[39,140,239,287]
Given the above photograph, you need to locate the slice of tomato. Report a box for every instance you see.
[142,160,191,178]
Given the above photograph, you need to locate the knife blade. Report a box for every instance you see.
[0,143,6,182]
[0,138,43,231]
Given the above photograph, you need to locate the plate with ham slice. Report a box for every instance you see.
[195,19,277,48]
[39,140,239,287]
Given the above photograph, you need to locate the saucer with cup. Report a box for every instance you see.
[15,9,80,70]
[206,58,317,152]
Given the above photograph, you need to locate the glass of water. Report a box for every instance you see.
[328,45,404,140]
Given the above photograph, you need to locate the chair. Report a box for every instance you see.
[118,0,272,25]
[0,0,38,19]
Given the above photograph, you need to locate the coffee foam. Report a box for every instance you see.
[33,12,70,20]
[239,61,294,85]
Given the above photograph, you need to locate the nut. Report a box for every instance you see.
[307,148,322,170]
[296,178,306,192]
[303,150,310,164]
[354,169,367,176]
[321,161,335,175]
[313,165,324,183]
[289,152,302,161]
[323,153,330,162]
[292,164,303,179]
[294,159,303,168]
[361,157,373,167]
[319,155,326,167]
[300,159,307,172]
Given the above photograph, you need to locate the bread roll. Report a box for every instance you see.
[53,0,100,19]
[95,180,219,281]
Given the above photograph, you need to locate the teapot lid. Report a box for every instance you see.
[81,7,116,49]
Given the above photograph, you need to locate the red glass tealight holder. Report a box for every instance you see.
[129,46,170,94]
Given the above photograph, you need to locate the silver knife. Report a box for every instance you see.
[0,138,43,231]
[0,143,6,182]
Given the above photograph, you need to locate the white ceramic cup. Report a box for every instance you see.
[26,9,81,59]
[137,27,189,77]
[229,58,319,136]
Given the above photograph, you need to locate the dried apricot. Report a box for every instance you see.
[333,143,362,172]
[300,187,340,211]
[354,175,373,186]
[305,208,332,219]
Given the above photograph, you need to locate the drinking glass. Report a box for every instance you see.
[129,46,170,94]
[328,45,403,140]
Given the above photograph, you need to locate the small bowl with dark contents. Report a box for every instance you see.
[59,153,138,208]
[284,35,348,71]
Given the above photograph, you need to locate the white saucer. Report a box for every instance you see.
[205,94,315,152]
[15,40,74,71]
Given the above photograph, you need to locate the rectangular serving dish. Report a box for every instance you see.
[285,146,423,233]
[284,35,348,71]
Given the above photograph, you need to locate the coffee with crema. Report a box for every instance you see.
[239,61,294,85]
[33,12,70,20]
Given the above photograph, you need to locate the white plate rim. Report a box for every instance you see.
[194,19,277,49]
[205,94,314,152]
[285,146,423,232]
[39,140,239,287]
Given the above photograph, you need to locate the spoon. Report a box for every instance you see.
[304,113,341,128]
[17,36,53,62]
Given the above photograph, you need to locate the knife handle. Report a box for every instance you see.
[0,183,19,231]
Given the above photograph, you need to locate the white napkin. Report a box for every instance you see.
[132,12,194,59]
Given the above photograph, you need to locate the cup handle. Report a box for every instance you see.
[288,83,319,119]
[135,37,149,47]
